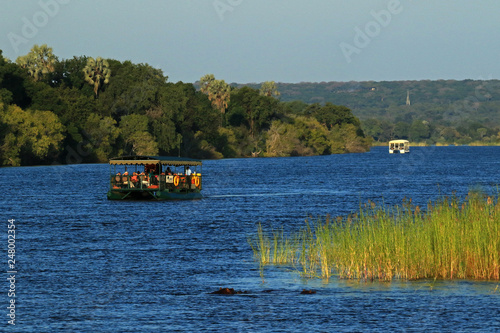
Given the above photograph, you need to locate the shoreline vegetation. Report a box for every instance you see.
[249,192,500,281]
[0,46,370,167]
[2,45,500,167]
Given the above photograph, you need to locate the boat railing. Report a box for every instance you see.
[110,174,202,191]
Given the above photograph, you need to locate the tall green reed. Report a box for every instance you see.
[250,192,500,281]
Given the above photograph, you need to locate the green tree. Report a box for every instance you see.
[293,116,330,155]
[393,122,410,139]
[339,123,372,153]
[281,100,308,115]
[409,120,430,141]
[15,44,57,81]
[259,81,280,98]
[477,127,488,139]
[163,82,220,157]
[312,103,360,129]
[83,114,120,162]
[52,56,89,90]
[119,114,158,155]
[83,57,111,98]
[228,86,278,138]
[214,127,238,158]
[265,120,300,157]
[199,74,215,94]
[146,106,178,155]
[440,126,460,142]
[0,50,31,108]
[199,74,230,125]
[1,105,64,165]
[95,61,167,117]
[56,87,96,127]
[361,118,383,141]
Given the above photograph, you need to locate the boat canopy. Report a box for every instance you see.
[389,140,409,144]
[109,155,202,166]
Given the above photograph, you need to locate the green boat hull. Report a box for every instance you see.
[107,189,203,201]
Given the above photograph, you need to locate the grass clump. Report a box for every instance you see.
[249,192,500,281]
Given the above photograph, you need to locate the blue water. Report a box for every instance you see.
[1,146,500,332]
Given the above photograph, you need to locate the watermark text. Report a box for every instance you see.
[340,0,404,63]
[8,0,71,54]
[6,219,16,326]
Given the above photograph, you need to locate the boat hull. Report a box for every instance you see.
[107,189,203,201]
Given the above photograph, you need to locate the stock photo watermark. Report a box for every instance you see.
[6,219,17,326]
[213,0,243,22]
[340,0,405,64]
[7,0,71,54]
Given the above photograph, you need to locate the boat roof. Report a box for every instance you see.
[389,140,410,144]
[109,155,202,166]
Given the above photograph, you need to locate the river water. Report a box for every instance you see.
[1,146,500,332]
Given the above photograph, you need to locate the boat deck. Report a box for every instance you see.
[106,155,203,200]
[108,174,202,200]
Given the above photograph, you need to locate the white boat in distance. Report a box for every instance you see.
[389,140,410,154]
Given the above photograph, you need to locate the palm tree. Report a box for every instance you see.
[16,44,57,81]
[83,57,111,98]
[209,80,231,115]
[199,74,215,95]
[199,74,230,126]
[259,81,280,98]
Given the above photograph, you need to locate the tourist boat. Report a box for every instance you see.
[107,155,203,200]
[389,140,410,154]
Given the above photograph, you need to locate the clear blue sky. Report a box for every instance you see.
[1,0,499,84]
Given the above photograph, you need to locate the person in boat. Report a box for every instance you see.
[122,168,130,187]
[166,167,172,175]
[114,172,122,186]
[185,166,193,188]
[149,169,157,185]
[140,171,148,186]
[121,168,129,187]
[130,172,139,188]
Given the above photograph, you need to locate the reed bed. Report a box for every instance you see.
[249,192,500,281]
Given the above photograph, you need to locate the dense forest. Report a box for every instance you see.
[0,45,370,166]
[241,80,500,145]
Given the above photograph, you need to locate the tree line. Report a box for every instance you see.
[259,80,500,145]
[0,45,370,166]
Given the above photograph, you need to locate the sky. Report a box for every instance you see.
[1,0,499,84]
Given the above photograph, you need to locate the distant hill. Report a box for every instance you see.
[238,80,500,126]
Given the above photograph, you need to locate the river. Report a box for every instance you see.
[1,146,499,332]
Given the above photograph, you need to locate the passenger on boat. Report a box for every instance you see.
[114,172,122,186]
[140,171,149,187]
[122,168,130,187]
[149,170,157,185]
[130,172,139,188]
[166,167,172,175]
[185,166,192,176]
